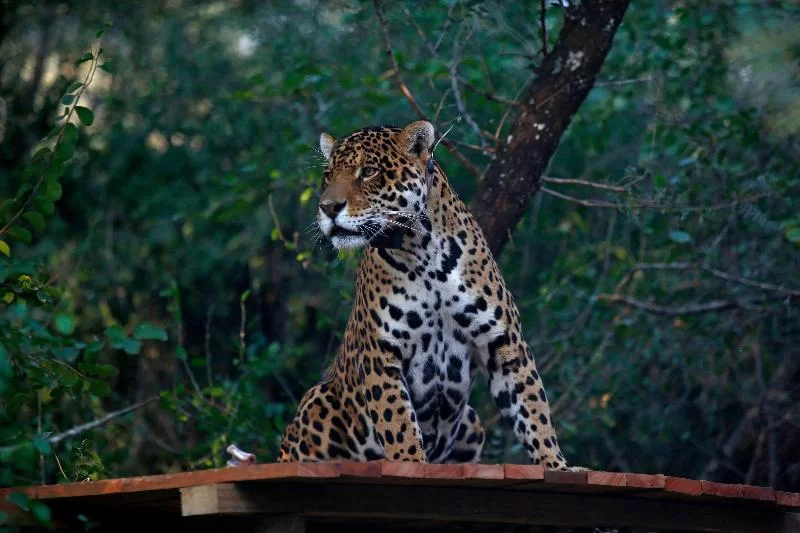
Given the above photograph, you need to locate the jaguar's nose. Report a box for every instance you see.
[320,200,347,219]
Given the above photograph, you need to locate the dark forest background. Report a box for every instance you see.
[1,0,799,522]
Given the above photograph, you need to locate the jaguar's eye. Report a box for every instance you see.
[361,167,378,179]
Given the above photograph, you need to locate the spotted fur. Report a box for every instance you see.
[278,120,575,469]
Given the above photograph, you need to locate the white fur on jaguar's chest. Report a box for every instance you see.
[374,263,504,459]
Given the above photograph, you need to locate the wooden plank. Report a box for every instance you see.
[338,461,382,478]
[776,491,800,510]
[180,481,788,533]
[739,484,775,503]
[0,463,299,501]
[664,476,703,497]
[378,460,426,479]
[180,484,219,515]
[503,464,544,481]
[462,463,504,480]
[424,464,465,480]
[701,480,743,499]
[296,462,341,479]
[586,471,626,488]
[626,473,666,489]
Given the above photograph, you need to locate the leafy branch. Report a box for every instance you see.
[0,23,110,260]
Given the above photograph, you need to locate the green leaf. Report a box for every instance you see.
[7,491,30,511]
[208,386,225,398]
[75,106,94,126]
[55,140,74,161]
[787,228,800,243]
[75,52,94,65]
[63,123,79,143]
[46,160,66,182]
[16,182,33,200]
[94,364,119,378]
[133,323,168,341]
[54,313,76,335]
[6,227,32,244]
[45,126,62,139]
[668,230,693,244]
[0,240,9,257]
[32,436,51,455]
[1,292,14,304]
[240,290,251,303]
[90,380,111,397]
[62,371,80,388]
[30,500,51,524]
[65,81,83,93]
[33,196,55,215]
[99,62,116,74]
[61,94,75,105]
[22,211,46,232]
[45,179,63,201]
[31,147,52,162]
[95,28,105,38]
[0,198,16,215]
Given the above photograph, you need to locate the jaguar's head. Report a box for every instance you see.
[316,120,435,250]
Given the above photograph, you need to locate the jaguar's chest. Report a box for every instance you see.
[369,266,499,454]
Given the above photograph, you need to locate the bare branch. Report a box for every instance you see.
[50,397,158,445]
[633,262,695,270]
[458,77,522,108]
[595,76,653,87]
[633,262,800,297]
[450,28,488,149]
[542,187,772,213]
[542,175,628,192]
[597,293,742,316]
[374,0,483,180]
[703,266,800,297]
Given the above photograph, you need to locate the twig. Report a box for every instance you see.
[458,77,522,108]
[450,30,488,149]
[239,292,247,368]
[542,175,628,193]
[597,293,741,316]
[703,266,800,297]
[205,304,215,386]
[633,262,800,297]
[595,76,653,87]
[50,397,158,445]
[53,451,68,481]
[542,187,771,213]
[375,0,483,180]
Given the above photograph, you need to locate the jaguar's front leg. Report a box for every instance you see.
[366,355,427,462]
[480,331,572,470]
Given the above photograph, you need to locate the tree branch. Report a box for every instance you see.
[373,0,483,180]
[597,293,742,316]
[633,262,800,297]
[48,397,157,445]
[469,0,632,255]
[542,175,628,192]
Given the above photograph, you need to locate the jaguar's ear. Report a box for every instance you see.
[399,120,435,158]
[319,132,336,160]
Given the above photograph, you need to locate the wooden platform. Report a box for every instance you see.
[2,461,799,532]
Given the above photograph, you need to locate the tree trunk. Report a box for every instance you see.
[470,0,631,256]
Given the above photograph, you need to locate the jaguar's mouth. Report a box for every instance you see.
[330,225,362,238]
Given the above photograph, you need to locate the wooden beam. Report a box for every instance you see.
[180,482,790,533]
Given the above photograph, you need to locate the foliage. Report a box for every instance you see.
[0,3,798,521]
